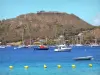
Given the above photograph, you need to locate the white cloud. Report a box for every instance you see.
[93,13,100,26]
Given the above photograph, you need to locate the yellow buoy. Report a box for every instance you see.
[24,66,29,69]
[72,64,76,68]
[9,66,13,69]
[44,64,47,68]
[89,64,92,67]
[57,65,61,68]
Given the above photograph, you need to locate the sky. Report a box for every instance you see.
[0,0,100,26]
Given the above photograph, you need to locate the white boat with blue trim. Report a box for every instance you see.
[54,44,71,52]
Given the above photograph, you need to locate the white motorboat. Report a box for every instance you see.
[75,44,83,46]
[73,56,93,60]
[54,44,71,52]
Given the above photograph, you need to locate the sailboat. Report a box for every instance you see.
[75,33,83,47]
[90,38,100,47]
[14,32,25,49]
[14,21,29,49]
[90,30,100,47]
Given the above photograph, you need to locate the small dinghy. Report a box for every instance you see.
[73,56,93,60]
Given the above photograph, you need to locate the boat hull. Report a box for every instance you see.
[73,56,93,60]
[34,47,49,50]
[54,48,71,52]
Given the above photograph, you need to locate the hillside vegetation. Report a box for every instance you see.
[0,11,94,43]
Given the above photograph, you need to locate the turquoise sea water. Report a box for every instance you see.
[0,46,100,75]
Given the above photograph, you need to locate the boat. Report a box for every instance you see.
[17,45,25,48]
[73,56,93,60]
[0,46,6,48]
[90,43,100,47]
[14,45,25,49]
[75,44,83,47]
[34,45,49,50]
[90,32,100,47]
[69,44,75,47]
[23,45,33,48]
[6,45,12,47]
[54,44,71,52]
[75,33,83,47]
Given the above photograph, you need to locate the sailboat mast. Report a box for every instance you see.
[29,34,31,45]
[25,14,32,45]
[77,36,78,44]
[95,38,97,44]
[22,31,24,45]
[29,21,32,45]
[20,21,24,45]
[93,29,97,44]
[80,36,81,44]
